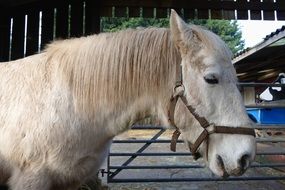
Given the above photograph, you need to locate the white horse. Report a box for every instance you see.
[0,10,255,189]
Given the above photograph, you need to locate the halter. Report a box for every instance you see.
[168,65,256,160]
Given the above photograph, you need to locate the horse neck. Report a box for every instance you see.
[55,29,180,135]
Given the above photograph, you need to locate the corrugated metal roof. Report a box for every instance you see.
[233,25,285,82]
[264,25,285,41]
[233,25,285,62]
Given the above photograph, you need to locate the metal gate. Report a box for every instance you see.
[104,82,285,183]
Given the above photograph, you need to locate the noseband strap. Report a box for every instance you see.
[168,83,256,160]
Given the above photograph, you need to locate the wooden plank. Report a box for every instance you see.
[55,4,69,39]
[156,8,167,18]
[11,14,25,60]
[222,0,236,20]
[263,0,275,20]
[85,0,101,35]
[210,0,222,19]
[249,0,261,20]
[197,9,209,19]
[211,9,222,19]
[101,6,113,17]
[277,11,285,20]
[114,7,127,17]
[102,0,280,12]
[250,10,262,20]
[0,15,11,61]
[236,0,248,20]
[183,9,195,19]
[276,0,285,20]
[70,0,84,37]
[128,7,140,17]
[142,7,154,18]
[26,10,39,56]
[41,8,54,50]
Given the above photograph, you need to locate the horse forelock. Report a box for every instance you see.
[181,25,236,80]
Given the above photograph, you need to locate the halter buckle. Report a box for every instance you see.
[172,84,185,98]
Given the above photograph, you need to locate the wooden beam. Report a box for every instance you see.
[70,0,84,37]
[0,13,11,61]
[11,14,25,60]
[41,7,55,50]
[102,0,285,11]
[85,0,101,35]
[233,30,285,64]
[236,56,285,74]
[236,0,248,20]
[128,7,140,17]
[26,10,39,56]
[55,3,69,39]
[249,0,261,20]
[263,0,275,20]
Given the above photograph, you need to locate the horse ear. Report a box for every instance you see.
[170,9,191,53]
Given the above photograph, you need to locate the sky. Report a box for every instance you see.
[237,20,285,48]
[236,20,285,100]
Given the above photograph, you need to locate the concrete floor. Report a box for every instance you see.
[99,129,285,190]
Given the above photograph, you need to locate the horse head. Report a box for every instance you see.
[170,10,256,178]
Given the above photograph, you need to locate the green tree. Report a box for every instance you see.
[101,17,244,54]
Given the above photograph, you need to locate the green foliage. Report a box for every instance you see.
[101,17,244,54]
[101,17,169,32]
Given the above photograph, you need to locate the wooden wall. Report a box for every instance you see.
[0,0,285,62]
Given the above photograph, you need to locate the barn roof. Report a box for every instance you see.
[233,25,285,82]
[1,0,285,21]
[1,0,285,62]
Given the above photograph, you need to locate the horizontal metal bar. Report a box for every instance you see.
[112,140,182,143]
[112,138,285,144]
[109,165,203,169]
[239,83,285,87]
[246,105,285,108]
[108,176,285,183]
[256,151,285,155]
[252,163,285,168]
[257,138,285,143]
[131,125,165,130]
[109,152,192,156]
[109,163,285,170]
[130,125,285,131]
[109,151,285,157]
[254,124,285,129]
[131,125,285,130]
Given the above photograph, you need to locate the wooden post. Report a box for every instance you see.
[243,87,256,105]
[11,14,25,60]
[41,7,55,50]
[0,11,11,62]
[85,0,101,35]
[26,9,40,56]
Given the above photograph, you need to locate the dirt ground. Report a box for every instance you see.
[99,129,285,190]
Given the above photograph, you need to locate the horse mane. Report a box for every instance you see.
[44,25,232,118]
[45,28,180,116]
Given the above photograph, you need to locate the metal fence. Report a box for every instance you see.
[104,83,285,183]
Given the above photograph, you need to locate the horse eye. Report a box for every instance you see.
[204,76,219,84]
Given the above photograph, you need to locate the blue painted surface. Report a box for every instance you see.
[247,108,285,124]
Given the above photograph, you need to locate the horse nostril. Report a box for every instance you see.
[216,154,229,178]
[217,155,224,168]
[239,154,250,170]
